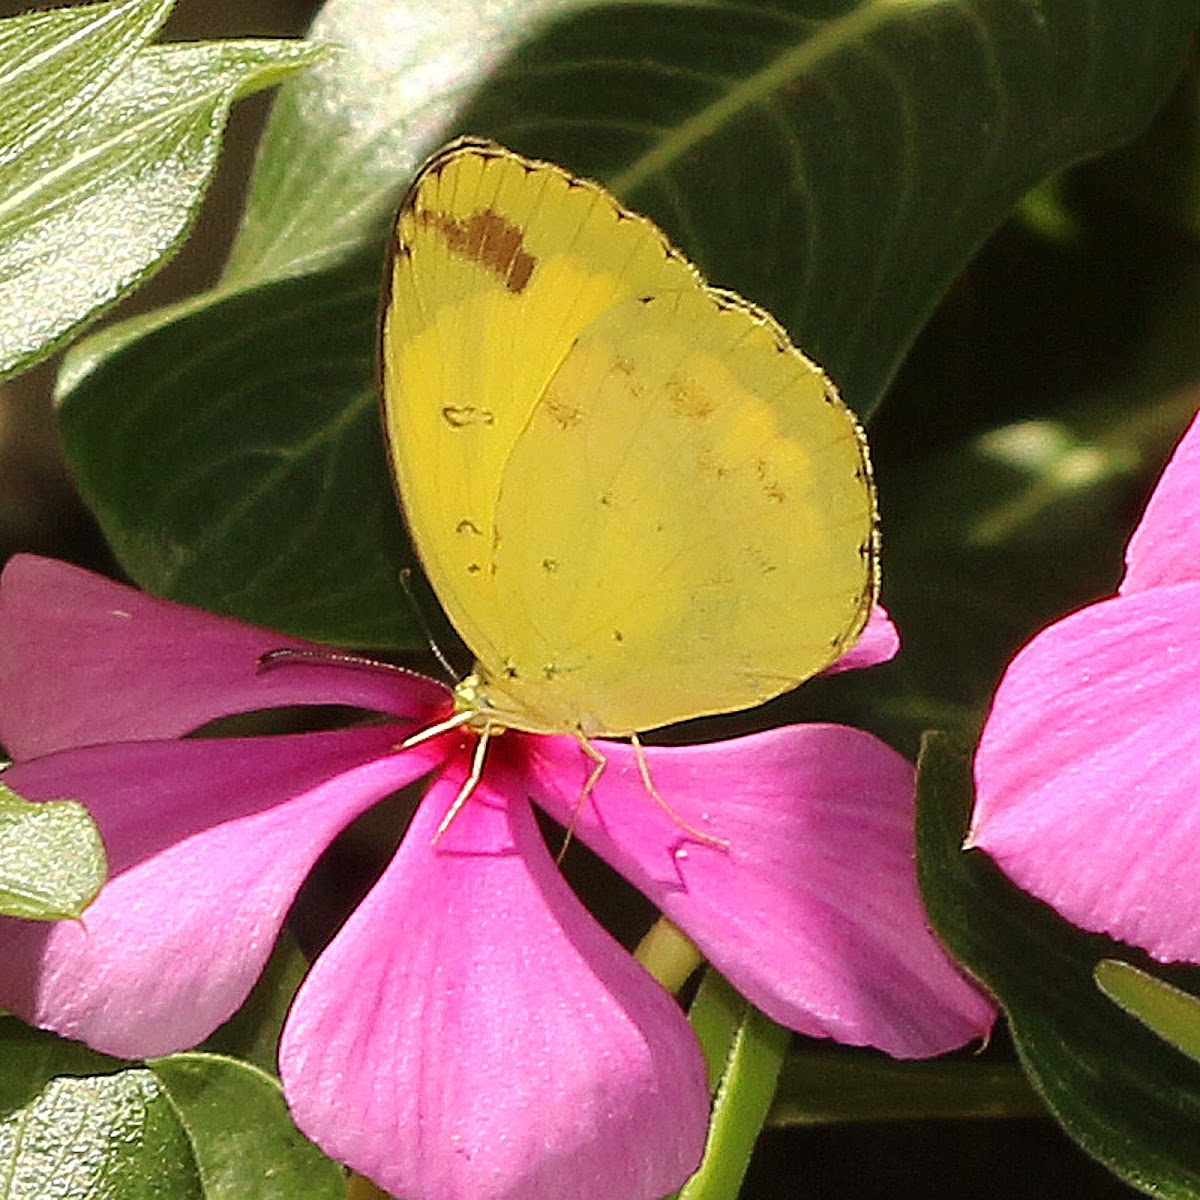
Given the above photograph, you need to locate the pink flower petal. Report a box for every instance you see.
[281,759,709,1200]
[0,555,450,759]
[1122,410,1200,593]
[0,726,444,1057]
[526,727,993,1058]
[823,604,900,674]
[972,582,1200,963]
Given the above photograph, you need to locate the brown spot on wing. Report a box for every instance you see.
[754,457,786,504]
[544,395,584,429]
[666,374,715,421]
[442,406,495,428]
[416,206,537,293]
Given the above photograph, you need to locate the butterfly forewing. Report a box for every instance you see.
[382,138,693,679]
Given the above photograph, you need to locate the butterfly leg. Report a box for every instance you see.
[555,734,608,863]
[400,707,475,750]
[432,722,494,843]
[631,733,729,850]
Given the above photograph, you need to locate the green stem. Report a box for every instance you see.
[667,972,790,1200]
[635,917,704,994]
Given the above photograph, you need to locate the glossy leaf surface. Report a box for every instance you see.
[58,0,1200,646]
[0,0,318,380]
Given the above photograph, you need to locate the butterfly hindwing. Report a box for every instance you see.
[485,288,875,734]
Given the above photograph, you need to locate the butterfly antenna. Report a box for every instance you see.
[400,566,459,683]
[257,646,413,674]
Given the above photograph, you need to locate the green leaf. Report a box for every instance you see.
[669,971,789,1200]
[57,0,1200,646]
[0,0,171,168]
[0,1021,344,1199]
[226,0,1200,413]
[150,1053,345,1200]
[0,782,106,921]
[221,0,571,289]
[916,730,1200,1200]
[59,254,421,647]
[0,1020,202,1200]
[0,1018,125,1118]
[1095,961,1200,1066]
[0,0,320,382]
[1085,54,1200,235]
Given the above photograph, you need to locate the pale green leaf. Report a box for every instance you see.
[0,1019,201,1200]
[0,0,321,380]
[0,782,106,921]
[1096,961,1200,1066]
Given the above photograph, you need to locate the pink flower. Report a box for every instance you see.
[0,554,991,1200]
[971,409,1200,963]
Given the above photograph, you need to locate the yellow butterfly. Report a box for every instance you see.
[381,138,877,824]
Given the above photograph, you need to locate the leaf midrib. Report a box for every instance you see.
[610,0,952,195]
[0,47,271,230]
